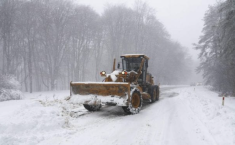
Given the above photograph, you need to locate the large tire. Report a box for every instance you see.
[150,86,157,102]
[122,89,143,114]
[155,86,160,101]
[83,104,101,111]
[151,86,160,102]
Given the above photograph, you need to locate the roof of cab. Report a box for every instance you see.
[120,54,149,60]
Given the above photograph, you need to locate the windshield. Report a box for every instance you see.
[122,57,142,72]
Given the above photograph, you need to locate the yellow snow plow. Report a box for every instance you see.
[69,54,160,114]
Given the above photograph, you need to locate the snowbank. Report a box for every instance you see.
[0,90,76,145]
[0,75,22,101]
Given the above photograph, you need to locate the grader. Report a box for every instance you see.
[70,54,160,114]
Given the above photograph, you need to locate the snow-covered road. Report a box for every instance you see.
[0,86,234,145]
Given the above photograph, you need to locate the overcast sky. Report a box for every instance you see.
[75,0,217,61]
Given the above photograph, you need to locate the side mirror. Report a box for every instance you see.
[117,63,120,69]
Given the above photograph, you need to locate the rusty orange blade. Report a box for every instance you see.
[70,82,130,97]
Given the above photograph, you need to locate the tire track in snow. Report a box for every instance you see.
[26,86,232,145]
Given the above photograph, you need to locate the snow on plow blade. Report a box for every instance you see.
[70,82,130,98]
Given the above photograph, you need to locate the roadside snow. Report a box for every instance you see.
[183,86,235,145]
[162,86,235,145]
[0,90,73,145]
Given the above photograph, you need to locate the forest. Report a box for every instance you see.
[0,0,192,93]
[195,0,235,95]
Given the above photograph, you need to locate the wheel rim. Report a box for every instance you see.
[131,93,140,108]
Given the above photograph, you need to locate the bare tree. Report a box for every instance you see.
[0,0,192,92]
[0,0,18,74]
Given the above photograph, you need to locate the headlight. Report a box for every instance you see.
[100,71,106,75]
[122,70,127,75]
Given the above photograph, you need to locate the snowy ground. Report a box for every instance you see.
[0,86,234,145]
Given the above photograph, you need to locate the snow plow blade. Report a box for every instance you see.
[70,82,130,98]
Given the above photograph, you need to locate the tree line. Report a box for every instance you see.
[195,0,235,94]
[0,0,191,92]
